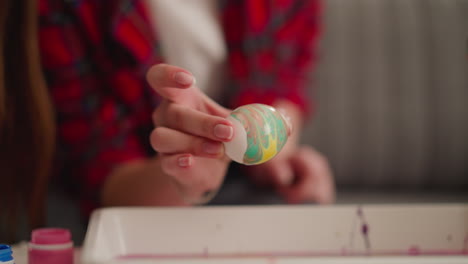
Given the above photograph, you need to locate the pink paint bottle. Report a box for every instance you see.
[28,228,74,264]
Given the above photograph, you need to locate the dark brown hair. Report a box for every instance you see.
[0,0,55,242]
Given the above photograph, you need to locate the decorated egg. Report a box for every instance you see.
[224,103,291,165]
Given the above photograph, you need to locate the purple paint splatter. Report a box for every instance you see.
[463,233,468,254]
[408,245,421,255]
[348,206,372,255]
[357,207,363,217]
[357,206,371,254]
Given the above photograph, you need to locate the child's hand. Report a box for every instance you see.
[147,64,233,204]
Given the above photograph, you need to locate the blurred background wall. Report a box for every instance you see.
[303,0,468,189]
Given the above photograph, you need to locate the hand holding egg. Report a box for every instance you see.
[223,104,292,165]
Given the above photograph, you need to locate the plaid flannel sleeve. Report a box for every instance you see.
[221,0,321,115]
[39,0,158,214]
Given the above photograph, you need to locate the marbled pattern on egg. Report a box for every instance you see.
[226,104,289,165]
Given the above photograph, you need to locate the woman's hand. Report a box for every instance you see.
[257,145,335,204]
[147,64,233,204]
[101,64,233,207]
[247,100,335,204]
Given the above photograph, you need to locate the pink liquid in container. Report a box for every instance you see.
[28,228,73,264]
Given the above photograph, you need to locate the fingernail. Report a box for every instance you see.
[174,72,194,86]
[214,124,233,140]
[202,141,222,155]
[178,156,192,168]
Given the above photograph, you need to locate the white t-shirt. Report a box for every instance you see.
[144,0,227,101]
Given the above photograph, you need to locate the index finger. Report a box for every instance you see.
[146,64,196,101]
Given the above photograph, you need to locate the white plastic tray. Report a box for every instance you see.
[81,204,468,263]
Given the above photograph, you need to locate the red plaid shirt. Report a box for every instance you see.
[38,0,321,212]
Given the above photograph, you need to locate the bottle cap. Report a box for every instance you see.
[0,244,13,262]
[31,228,71,245]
